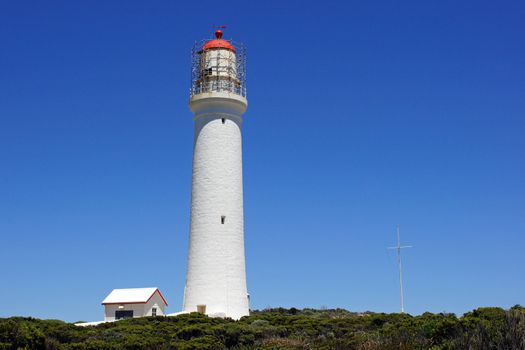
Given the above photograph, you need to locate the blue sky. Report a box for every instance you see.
[1,0,524,322]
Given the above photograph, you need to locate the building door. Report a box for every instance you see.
[115,310,133,320]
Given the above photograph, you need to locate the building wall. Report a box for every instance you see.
[104,303,146,322]
[143,292,167,316]
[184,94,250,320]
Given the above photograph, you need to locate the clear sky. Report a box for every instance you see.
[1,0,524,322]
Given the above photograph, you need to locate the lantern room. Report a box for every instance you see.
[190,29,246,97]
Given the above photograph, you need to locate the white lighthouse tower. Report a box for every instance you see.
[183,28,249,320]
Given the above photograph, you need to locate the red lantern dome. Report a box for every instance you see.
[202,30,236,52]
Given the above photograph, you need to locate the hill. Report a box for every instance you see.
[1,306,524,349]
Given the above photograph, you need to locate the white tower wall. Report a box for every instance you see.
[183,93,249,320]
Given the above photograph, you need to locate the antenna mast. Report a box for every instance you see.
[387,225,412,313]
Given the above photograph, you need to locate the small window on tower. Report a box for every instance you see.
[221,216,226,224]
[221,118,226,124]
[152,308,157,317]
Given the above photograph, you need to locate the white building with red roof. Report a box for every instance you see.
[101,287,168,321]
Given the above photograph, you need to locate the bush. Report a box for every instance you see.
[0,307,522,349]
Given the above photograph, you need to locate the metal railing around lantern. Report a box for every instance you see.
[190,40,247,98]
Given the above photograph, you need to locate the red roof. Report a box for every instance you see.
[202,30,236,52]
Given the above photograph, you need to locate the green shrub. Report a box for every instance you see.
[0,307,522,349]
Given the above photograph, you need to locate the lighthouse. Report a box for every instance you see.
[183,29,249,320]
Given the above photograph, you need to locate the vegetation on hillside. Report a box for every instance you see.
[1,306,524,349]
